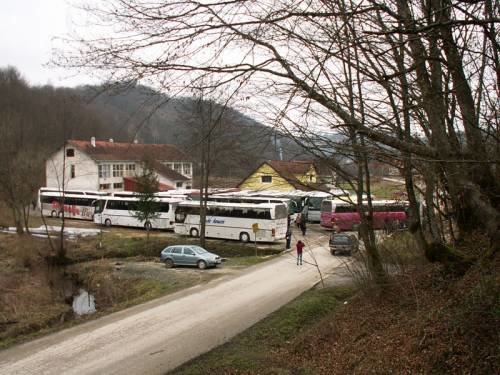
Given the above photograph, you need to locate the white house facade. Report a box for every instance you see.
[46,138,193,192]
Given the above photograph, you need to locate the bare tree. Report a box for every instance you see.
[59,0,499,262]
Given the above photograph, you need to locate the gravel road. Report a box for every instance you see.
[0,231,349,374]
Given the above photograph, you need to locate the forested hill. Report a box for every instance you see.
[75,84,304,177]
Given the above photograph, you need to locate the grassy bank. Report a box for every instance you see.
[173,232,499,375]
[172,286,355,374]
[0,228,283,350]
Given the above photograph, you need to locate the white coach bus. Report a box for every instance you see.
[39,191,102,220]
[174,201,288,242]
[93,196,180,230]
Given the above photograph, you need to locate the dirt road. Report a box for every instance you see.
[0,231,349,374]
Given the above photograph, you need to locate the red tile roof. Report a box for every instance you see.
[68,140,190,162]
[267,160,314,175]
[123,177,174,192]
[150,160,189,181]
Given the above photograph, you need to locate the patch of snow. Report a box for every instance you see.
[1,226,102,237]
[72,289,96,315]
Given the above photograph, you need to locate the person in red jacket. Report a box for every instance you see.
[296,240,305,265]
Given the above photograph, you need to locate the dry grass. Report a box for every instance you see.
[172,232,499,374]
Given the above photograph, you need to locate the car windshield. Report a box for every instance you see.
[331,236,351,245]
[191,246,208,254]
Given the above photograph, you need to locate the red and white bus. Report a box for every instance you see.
[320,199,408,231]
[40,191,102,220]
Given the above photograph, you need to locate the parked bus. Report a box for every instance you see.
[303,191,333,222]
[320,199,408,231]
[207,194,296,216]
[39,187,108,196]
[39,191,102,220]
[93,196,180,230]
[174,201,288,242]
[211,191,301,217]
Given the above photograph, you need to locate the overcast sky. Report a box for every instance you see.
[0,0,93,87]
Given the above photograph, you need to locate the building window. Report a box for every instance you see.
[113,183,123,189]
[261,175,272,183]
[99,164,111,178]
[176,182,183,188]
[183,163,191,175]
[99,183,111,190]
[70,165,75,179]
[125,164,136,176]
[113,164,124,177]
[186,185,191,189]
[66,148,74,157]
[174,163,182,173]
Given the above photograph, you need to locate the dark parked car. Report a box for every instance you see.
[329,233,359,256]
[160,245,221,269]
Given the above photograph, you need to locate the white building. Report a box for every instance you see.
[45,138,193,192]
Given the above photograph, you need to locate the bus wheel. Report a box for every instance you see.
[239,232,250,243]
[50,210,57,218]
[144,222,152,231]
[190,228,199,237]
[104,219,112,227]
[58,211,64,218]
[197,260,207,270]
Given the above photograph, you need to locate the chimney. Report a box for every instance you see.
[91,137,96,147]
[109,138,114,143]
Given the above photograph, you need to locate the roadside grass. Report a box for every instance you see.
[0,229,283,350]
[337,177,403,199]
[66,229,284,262]
[223,254,279,267]
[172,285,355,374]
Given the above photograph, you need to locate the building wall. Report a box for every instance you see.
[97,161,139,192]
[297,165,317,185]
[46,146,99,191]
[161,161,193,188]
[238,164,296,191]
[46,145,193,192]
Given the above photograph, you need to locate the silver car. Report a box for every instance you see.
[329,233,359,256]
[160,245,221,269]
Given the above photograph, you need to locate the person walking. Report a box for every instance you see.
[285,226,292,250]
[299,216,307,236]
[295,213,301,229]
[296,240,304,265]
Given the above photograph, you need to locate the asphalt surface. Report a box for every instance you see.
[0,228,349,374]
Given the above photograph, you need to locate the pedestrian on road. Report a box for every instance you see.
[295,213,301,229]
[296,240,304,265]
[299,217,307,236]
[285,227,292,250]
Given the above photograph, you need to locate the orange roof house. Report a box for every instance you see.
[46,137,193,192]
[237,160,317,191]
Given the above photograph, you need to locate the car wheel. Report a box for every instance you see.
[239,232,250,243]
[164,259,174,268]
[197,260,207,270]
[50,210,57,218]
[104,219,112,227]
[144,221,152,231]
[58,211,64,218]
[190,228,199,237]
